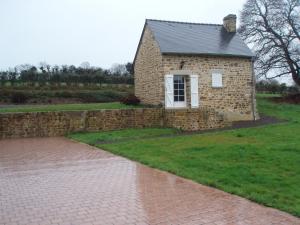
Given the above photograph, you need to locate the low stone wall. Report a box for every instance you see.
[164,107,230,131]
[85,109,162,132]
[0,107,231,139]
[0,109,162,139]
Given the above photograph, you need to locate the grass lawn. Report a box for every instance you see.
[69,96,300,217]
[0,102,141,113]
[70,128,179,144]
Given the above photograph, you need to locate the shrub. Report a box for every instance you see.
[120,94,140,105]
[11,92,28,104]
[54,91,73,98]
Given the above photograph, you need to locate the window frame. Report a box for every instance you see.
[173,75,187,108]
[211,71,223,88]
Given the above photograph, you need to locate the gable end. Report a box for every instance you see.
[133,21,162,70]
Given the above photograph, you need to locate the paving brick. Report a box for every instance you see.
[0,137,299,225]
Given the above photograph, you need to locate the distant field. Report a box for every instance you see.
[0,84,133,104]
[0,81,133,89]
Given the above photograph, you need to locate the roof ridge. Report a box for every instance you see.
[146,19,222,26]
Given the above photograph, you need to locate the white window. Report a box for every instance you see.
[173,75,186,108]
[165,73,199,109]
[212,72,223,88]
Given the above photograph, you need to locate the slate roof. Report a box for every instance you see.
[145,19,254,58]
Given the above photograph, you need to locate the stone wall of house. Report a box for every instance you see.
[162,55,258,121]
[0,107,231,139]
[164,107,230,131]
[134,26,164,105]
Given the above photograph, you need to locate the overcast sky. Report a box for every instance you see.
[0,0,249,70]
[0,0,294,84]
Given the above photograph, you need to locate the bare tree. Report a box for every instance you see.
[239,0,300,85]
[125,62,134,75]
[80,61,90,69]
[39,62,47,73]
[110,63,127,76]
[38,62,51,73]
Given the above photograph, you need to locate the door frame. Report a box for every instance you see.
[173,75,187,108]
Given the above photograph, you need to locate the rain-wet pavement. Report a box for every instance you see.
[0,137,299,225]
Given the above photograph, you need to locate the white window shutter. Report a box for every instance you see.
[212,72,223,88]
[165,74,174,108]
[190,74,199,108]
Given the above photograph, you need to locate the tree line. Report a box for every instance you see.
[0,62,134,84]
[256,79,299,94]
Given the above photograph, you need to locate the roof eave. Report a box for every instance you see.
[161,52,254,59]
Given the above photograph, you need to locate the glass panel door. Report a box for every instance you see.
[173,75,186,107]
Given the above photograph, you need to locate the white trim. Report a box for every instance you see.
[212,72,223,88]
[164,72,200,109]
[169,70,194,75]
[173,102,186,108]
[190,74,199,108]
[164,74,174,108]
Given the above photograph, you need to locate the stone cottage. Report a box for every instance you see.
[134,15,258,122]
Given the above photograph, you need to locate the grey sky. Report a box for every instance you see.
[0,0,247,70]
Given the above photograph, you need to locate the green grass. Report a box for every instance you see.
[0,102,141,113]
[256,93,281,98]
[69,95,300,217]
[70,128,179,145]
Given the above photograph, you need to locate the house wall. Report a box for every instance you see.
[164,107,230,131]
[162,55,258,121]
[134,26,164,105]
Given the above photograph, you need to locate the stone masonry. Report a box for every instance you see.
[162,55,257,121]
[0,109,161,139]
[0,107,229,139]
[164,107,230,131]
[223,14,237,32]
[134,27,164,105]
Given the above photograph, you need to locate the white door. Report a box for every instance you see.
[173,75,186,108]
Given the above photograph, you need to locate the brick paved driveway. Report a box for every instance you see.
[1,137,299,225]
